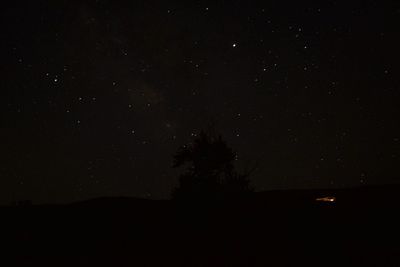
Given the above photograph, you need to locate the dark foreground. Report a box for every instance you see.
[3,186,400,266]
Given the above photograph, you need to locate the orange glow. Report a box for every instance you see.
[316,196,336,202]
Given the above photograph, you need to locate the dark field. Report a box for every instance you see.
[3,186,400,266]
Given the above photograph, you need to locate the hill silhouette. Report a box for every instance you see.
[3,185,400,266]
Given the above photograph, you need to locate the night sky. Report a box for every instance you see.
[1,0,399,204]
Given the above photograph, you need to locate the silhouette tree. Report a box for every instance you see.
[172,131,253,200]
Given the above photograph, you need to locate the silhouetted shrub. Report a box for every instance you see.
[172,131,252,200]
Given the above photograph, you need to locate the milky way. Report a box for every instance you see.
[1,0,399,204]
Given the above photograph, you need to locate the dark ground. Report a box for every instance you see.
[3,185,400,266]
